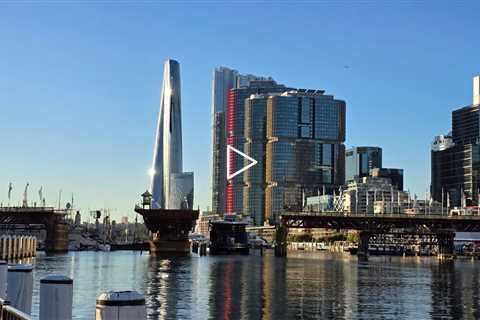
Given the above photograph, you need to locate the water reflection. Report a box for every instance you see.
[28,251,480,320]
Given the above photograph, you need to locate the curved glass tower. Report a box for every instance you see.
[150,59,183,209]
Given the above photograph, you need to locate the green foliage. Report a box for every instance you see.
[346,232,359,243]
[287,233,313,243]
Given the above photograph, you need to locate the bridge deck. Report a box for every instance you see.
[281,212,480,232]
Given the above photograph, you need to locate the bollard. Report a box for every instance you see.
[0,260,7,299]
[7,264,33,314]
[96,291,146,320]
[40,275,73,320]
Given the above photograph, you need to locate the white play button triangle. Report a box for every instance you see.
[227,145,258,180]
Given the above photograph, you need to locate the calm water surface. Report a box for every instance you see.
[25,251,480,319]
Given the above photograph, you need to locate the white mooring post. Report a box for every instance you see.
[0,260,7,299]
[96,291,146,320]
[7,264,33,314]
[40,275,73,320]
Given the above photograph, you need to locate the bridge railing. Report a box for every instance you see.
[0,298,31,320]
[285,211,480,220]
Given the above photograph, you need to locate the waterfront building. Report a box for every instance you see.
[304,195,335,212]
[265,90,346,223]
[211,67,273,215]
[150,59,194,209]
[195,211,221,237]
[243,94,272,225]
[341,176,409,214]
[370,168,404,191]
[345,146,382,182]
[431,76,480,207]
[226,80,289,217]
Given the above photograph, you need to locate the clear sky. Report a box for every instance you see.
[1,1,479,220]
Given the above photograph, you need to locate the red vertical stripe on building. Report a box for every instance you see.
[226,89,236,214]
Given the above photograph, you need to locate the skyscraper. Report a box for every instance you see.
[264,90,346,223]
[226,80,289,216]
[345,147,382,182]
[150,59,193,209]
[431,76,480,207]
[210,67,272,214]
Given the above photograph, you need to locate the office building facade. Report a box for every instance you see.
[264,90,346,223]
[431,76,480,207]
[370,167,404,191]
[211,67,272,214]
[345,146,382,182]
[226,80,289,216]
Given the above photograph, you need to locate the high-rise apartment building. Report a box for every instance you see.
[264,90,346,223]
[211,67,272,214]
[431,76,480,207]
[150,59,193,209]
[345,147,382,182]
[226,80,289,216]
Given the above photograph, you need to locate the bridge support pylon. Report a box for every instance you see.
[357,231,371,261]
[274,224,288,257]
[44,221,69,253]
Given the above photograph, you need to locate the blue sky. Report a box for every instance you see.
[1,1,479,220]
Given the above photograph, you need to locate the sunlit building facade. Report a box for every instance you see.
[211,67,272,214]
[150,59,194,209]
[226,80,288,216]
[265,90,346,223]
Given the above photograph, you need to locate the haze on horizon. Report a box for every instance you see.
[1,1,479,220]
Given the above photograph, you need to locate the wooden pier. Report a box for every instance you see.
[0,236,37,260]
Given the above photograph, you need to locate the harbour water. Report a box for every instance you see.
[27,251,480,319]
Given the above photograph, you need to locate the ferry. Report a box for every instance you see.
[209,216,249,255]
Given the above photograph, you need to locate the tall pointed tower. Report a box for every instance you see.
[150,59,183,209]
[136,59,198,255]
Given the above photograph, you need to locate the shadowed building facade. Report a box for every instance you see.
[431,76,480,207]
[345,147,382,182]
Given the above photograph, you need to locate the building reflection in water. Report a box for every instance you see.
[143,252,480,320]
[430,261,480,320]
[146,256,210,319]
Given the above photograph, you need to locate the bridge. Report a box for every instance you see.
[0,207,69,252]
[275,212,480,259]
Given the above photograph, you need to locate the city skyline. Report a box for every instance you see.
[1,3,480,219]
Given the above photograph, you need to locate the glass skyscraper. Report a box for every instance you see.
[226,81,289,216]
[264,90,346,223]
[150,59,193,209]
[345,147,382,182]
[210,67,272,214]
[431,76,480,207]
